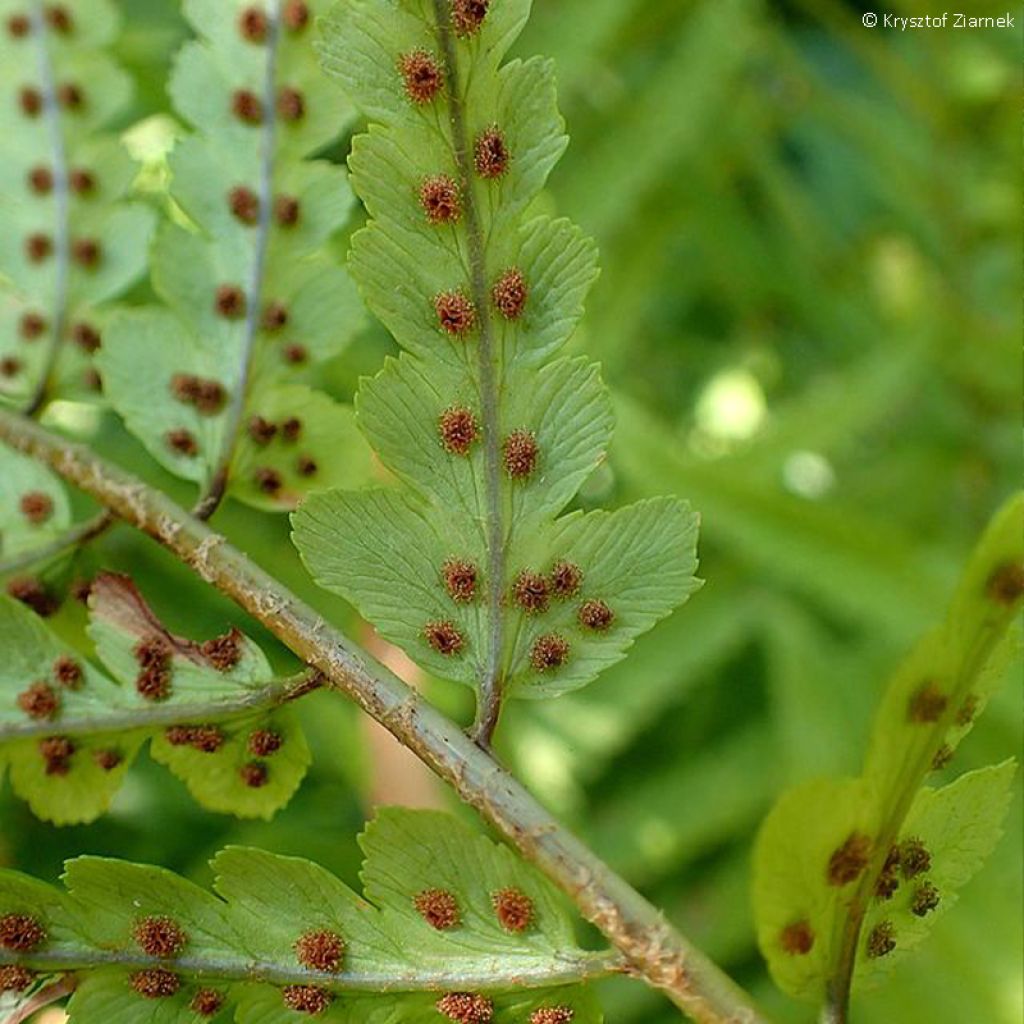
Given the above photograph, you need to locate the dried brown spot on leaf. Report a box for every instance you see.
[826,832,872,886]
[779,920,814,955]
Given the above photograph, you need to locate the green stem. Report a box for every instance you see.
[0,669,321,741]
[0,948,622,993]
[431,0,508,749]
[0,408,770,1024]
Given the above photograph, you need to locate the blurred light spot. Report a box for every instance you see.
[42,400,102,438]
[694,369,766,442]
[638,817,676,862]
[872,235,925,319]
[37,1010,68,1024]
[783,450,835,499]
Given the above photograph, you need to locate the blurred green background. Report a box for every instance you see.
[1,1,1020,1022]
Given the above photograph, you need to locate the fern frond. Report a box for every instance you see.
[98,0,370,514]
[0,809,611,1022]
[0,0,155,412]
[0,572,318,824]
[294,0,701,740]
[752,493,1022,1005]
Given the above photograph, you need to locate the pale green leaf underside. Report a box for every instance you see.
[0,575,309,823]
[1,809,606,1023]
[0,447,72,564]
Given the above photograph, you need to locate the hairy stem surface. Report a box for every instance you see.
[0,408,768,1024]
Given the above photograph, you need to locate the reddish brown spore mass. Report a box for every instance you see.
[201,627,243,671]
[911,883,940,917]
[238,6,267,42]
[435,290,477,336]
[866,921,895,959]
[530,1008,575,1024]
[907,681,948,723]
[166,429,199,458]
[874,846,900,901]
[987,561,1024,604]
[899,837,931,879]
[414,888,460,930]
[72,237,101,268]
[7,576,58,617]
[69,168,95,195]
[134,636,173,701]
[513,571,550,614]
[502,430,538,479]
[530,634,569,673]
[6,15,30,37]
[254,467,283,495]
[443,559,478,603]
[39,735,74,775]
[294,928,345,972]
[134,916,188,958]
[229,185,260,224]
[826,832,872,886]
[17,681,59,720]
[53,655,83,689]
[94,748,123,771]
[398,50,443,105]
[275,194,300,226]
[1,356,22,377]
[262,301,289,331]
[283,985,333,1015]
[283,0,310,31]
[451,0,489,37]
[248,729,283,757]
[439,406,479,455]
[280,417,303,442]
[57,82,83,110]
[0,965,34,993]
[931,743,953,770]
[189,726,225,753]
[248,415,277,445]
[436,992,494,1023]
[19,86,42,117]
[579,599,615,632]
[779,920,814,955]
[296,455,318,477]
[491,267,527,320]
[492,887,534,932]
[130,968,181,999]
[20,490,53,524]
[474,126,508,179]
[550,561,583,599]
[424,620,465,656]
[0,913,46,952]
[73,322,102,352]
[420,175,462,224]
[25,232,52,261]
[45,5,73,33]
[241,761,269,788]
[232,89,263,124]
[277,86,305,121]
[20,311,47,339]
[215,284,247,320]
[191,989,225,1016]
[28,164,53,194]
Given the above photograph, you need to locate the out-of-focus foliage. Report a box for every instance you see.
[0,1,1019,1023]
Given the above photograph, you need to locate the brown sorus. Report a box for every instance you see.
[899,838,931,879]
[0,965,34,993]
[911,883,940,917]
[420,175,462,224]
[424,620,465,656]
[39,735,74,775]
[491,267,527,320]
[19,86,42,117]
[0,356,22,377]
[191,989,225,1016]
[254,467,283,495]
[956,694,979,726]
[72,322,102,352]
[550,561,583,599]
[502,429,538,479]
[282,985,333,1015]
[232,89,263,124]
[866,921,896,959]
[201,627,243,671]
[189,726,225,753]
[248,729,283,757]
[296,455,317,477]
[439,406,479,455]
[907,681,948,723]
[165,725,196,747]
[874,846,900,902]
[275,194,300,225]
[443,559,478,603]
[57,82,83,110]
[931,743,953,770]
[827,832,872,886]
[20,490,53,524]
[53,655,83,689]
[262,301,288,331]
[491,887,533,933]
[414,888,460,930]
[282,343,308,365]
[779,920,814,955]
[987,561,1024,604]
[134,916,188,958]
[130,968,181,999]
[19,311,47,339]
[215,283,247,319]
[25,232,52,262]
[7,576,58,616]
[134,636,172,701]
[71,237,101,268]
[398,50,443,105]
[436,992,494,1023]
[435,290,476,336]
[0,913,46,952]
[474,125,508,179]
[451,0,489,37]
[280,416,303,441]
[530,634,569,672]
[579,599,615,632]
[94,748,123,771]
[238,5,267,42]
[277,86,305,121]
[229,185,260,224]
[240,761,269,788]
[248,415,277,445]
[27,164,53,194]
[6,14,30,37]
[513,571,550,614]
[294,928,345,972]
[166,429,199,457]
[69,167,95,194]
[17,681,59,720]
[283,0,310,31]
[45,5,72,33]
[530,1009,575,1024]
